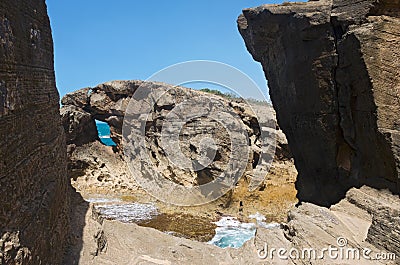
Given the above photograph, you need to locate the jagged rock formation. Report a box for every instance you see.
[61,81,287,197]
[61,105,98,146]
[0,0,71,264]
[238,0,400,206]
[61,81,140,149]
[61,81,298,225]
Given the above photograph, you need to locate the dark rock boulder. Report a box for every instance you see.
[238,0,400,206]
[0,0,71,263]
[61,105,98,146]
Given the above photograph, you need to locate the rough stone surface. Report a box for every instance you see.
[61,81,288,196]
[238,0,400,262]
[74,186,398,264]
[262,186,399,264]
[61,105,98,146]
[0,0,70,264]
[61,81,141,149]
[68,141,136,194]
[238,0,400,206]
[62,81,298,226]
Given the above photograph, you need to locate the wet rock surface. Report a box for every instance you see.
[137,213,217,242]
[88,198,219,243]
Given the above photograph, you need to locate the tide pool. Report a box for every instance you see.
[208,214,281,248]
[208,217,256,248]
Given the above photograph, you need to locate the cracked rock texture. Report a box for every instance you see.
[61,105,98,146]
[0,0,70,264]
[61,81,298,226]
[238,0,400,207]
[61,81,288,198]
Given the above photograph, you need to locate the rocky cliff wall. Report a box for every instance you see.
[238,0,400,206]
[0,1,70,263]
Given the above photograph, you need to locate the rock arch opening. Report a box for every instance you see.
[95,119,116,146]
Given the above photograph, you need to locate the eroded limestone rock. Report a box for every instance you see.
[61,81,290,198]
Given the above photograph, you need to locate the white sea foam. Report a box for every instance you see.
[259,222,280,229]
[95,203,158,223]
[213,216,242,227]
[85,197,122,204]
[209,216,256,248]
[249,212,280,229]
[249,212,266,222]
[209,214,281,249]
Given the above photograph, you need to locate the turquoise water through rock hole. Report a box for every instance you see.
[208,217,256,248]
[95,120,116,146]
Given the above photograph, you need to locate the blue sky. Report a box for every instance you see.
[47,1,287,99]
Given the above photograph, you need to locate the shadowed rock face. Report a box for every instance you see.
[0,0,70,263]
[237,0,400,259]
[61,105,98,146]
[238,0,400,206]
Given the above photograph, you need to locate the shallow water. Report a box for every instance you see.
[138,213,217,242]
[208,214,280,248]
[90,199,216,242]
[89,197,278,248]
[95,202,158,223]
[208,217,256,248]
